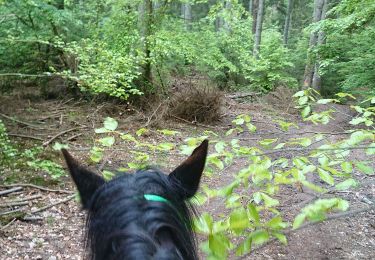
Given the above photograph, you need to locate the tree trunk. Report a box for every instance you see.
[249,0,253,13]
[252,0,259,34]
[223,1,232,32]
[181,3,192,30]
[283,0,293,45]
[303,0,325,90]
[253,0,264,59]
[312,0,329,91]
[138,0,153,83]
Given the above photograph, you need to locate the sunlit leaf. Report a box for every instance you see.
[103,117,118,131]
[98,136,115,147]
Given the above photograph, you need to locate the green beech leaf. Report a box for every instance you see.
[341,161,353,173]
[259,138,278,147]
[95,127,110,133]
[98,136,115,147]
[156,142,174,151]
[261,193,279,207]
[251,230,269,245]
[335,179,358,190]
[273,232,287,245]
[136,128,149,136]
[52,142,69,150]
[102,170,115,181]
[355,162,374,175]
[229,208,250,233]
[193,213,213,234]
[317,168,334,185]
[157,129,180,136]
[246,123,257,132]
[215,141,226,153]
[301,106,311,118]
[293,213,306,229]
[104,117,118,131]
[247,203,260,225]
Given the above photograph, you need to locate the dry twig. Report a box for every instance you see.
[0,184,73,194]
[0,187,23,196]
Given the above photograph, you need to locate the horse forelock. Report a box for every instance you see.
[83,169,198,260]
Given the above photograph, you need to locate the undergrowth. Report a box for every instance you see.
[53,89,374,259]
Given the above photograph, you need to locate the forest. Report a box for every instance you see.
[0,0,374,259]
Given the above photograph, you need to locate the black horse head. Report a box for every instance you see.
[62,140,208,260]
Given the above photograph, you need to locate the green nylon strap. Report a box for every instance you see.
[143,194,171,205]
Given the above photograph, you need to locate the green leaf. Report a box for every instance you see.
[246,123,257,133]
[301,106,311,118]
[341,161,353,173]
[251,230,269,245]
[194,213,213,234]
[98,136,115,147]
[90,147,103,163]
[274,143,285,149]
[247,203,260,225]
[157,129,180,136]
[317,99,335,104]
[207,155,224,170]
[355,162,374,175]
[349,117,366,125]
[215,141,226,153]
[225,128,235,136]
[293,90,305,97]
[261,193,279,207]
[298,96,308,105]
[52,142,69,150]
[273,232,288,245]
[229,208,250,233]
[136,128,149,136]
[236,236,252,256]
[259,138,278,147]
[102,170,115,181]
[104,117,118,131]
[266,216,288,229]
[156,142,174,151]
[95,127,110,133]
[120,133,137,142]
[208,234,230,258]
[336,92,356,99]
[292,213,306,229]
[366,143,375,155]
[317,168,334,185]
[335,179,358,190]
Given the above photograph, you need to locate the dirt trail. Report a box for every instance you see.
[0,94,374,259]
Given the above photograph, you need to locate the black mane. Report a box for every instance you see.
[62,140,208,260]
[85,169,197,260]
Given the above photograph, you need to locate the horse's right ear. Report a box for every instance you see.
[62,149,105,209]
[169,140,208,199]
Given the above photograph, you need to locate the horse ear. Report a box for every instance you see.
[62,149,105,208]
[169,140,208,199]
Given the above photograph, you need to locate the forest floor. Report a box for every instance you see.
[0,88,374,259]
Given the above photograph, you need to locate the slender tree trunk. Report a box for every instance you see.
[253,0,264,59]
[283,0,293,45]
[181,3,192,30]
[312,0,329,91]
[252,0,259,34]
[223,1,232,32]
[249,0,253,13]
[303,0,325,89]
[139,0,153,83]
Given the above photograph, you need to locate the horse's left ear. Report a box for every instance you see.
[169,140,208,199]
[62,149,105,208]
